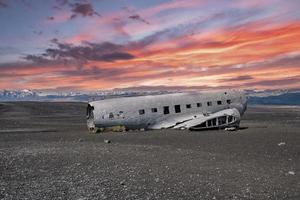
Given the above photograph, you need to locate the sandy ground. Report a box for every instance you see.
[0,102,299,200]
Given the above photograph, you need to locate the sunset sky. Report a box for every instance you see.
[0,0,300,91]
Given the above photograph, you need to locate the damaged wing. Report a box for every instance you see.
[149,108,241,130]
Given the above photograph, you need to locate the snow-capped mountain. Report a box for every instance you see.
[0,89,38,100]
[0,89,172,102]
[0,89,300,105]
[245,89,299,97]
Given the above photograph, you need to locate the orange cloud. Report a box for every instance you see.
[2,19,300,91]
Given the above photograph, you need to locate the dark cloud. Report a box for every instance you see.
[33,30,43,35]
[53,0,68,9]
[122,6,150,25]
[24,40,135,63]
[47,16,55,20]
[50,38,59,44]
[243,76,300,87]
[129,14,150,25]
[0,0,7,7]
[221,75,254,82]
[70,3,101,19]
[52,1,101,19]
[111,85,233,92]
[58,65,130,80]
[99,52,134,62]
[24,55,52,63]
[0,60,66,73]
[267,53,300,67]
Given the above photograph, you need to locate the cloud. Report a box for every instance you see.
[230,52,300,70]
[53,0,68,9]
[121,6,150,25]
[221,75,254,82]
[99,52,134,62]
[128,14,150,25]
[70,3,101,19]
[2,1,300,91]
[141,0,205,18]
[24,40,135,63]
[58,65,130,79]
[33,30,43,35]
[24,55,54,64]
[47,16,55,20]
[243,76,300,87]
[0,0,7,8]
[111,85,232,92]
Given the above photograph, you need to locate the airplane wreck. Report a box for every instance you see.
[86,90,247,132]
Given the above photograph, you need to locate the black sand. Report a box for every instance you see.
[0,102,299,199]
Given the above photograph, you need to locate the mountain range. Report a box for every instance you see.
[0,89,299,105]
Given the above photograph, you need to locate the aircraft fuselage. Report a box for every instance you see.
[87,90,247,132]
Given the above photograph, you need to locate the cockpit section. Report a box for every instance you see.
[86,104,94,119]
[86,104,95,132]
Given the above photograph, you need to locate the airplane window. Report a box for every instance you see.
[207,120,212,127]
[207,101,212,106]
[163,106,170,114]
[197,103,202,107]
[151,108,158,113]
[212,118,217,126]
[217,100,222,105]
[218,116,227,125]
[228,116,233,123]
[139,109,145,115]
[186,104,191,109]
[174,105,181,113]
[227,99,231,104]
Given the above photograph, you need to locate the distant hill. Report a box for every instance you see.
[1,89,299,105]
[0,89,172,102]
[248,92,300,105]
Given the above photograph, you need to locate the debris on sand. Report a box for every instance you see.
[92,126,126,133]
[225,127,237,131]
[120,180,126,185]
[288,171,295,175]
[278,142,286,146]
[78,138,84,142]
[104,139,111,144]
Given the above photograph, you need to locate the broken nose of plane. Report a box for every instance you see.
[238,92,247,116]
[243,101,247,113]
[242,96,248,115]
